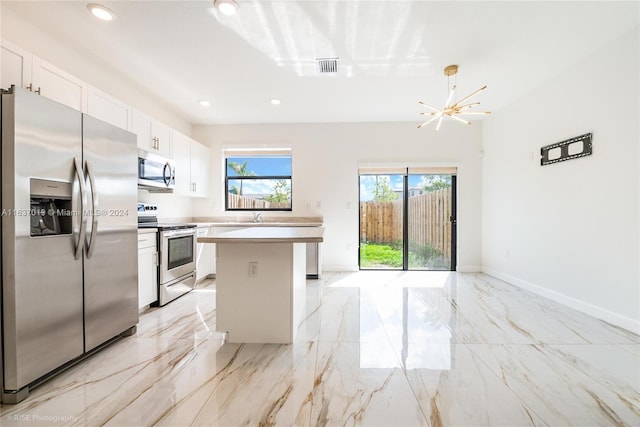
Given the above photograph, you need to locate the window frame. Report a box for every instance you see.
[224,153,293,212]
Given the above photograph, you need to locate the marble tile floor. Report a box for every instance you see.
[0,271,638,426]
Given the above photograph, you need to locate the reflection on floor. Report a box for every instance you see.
[0,272,638,426]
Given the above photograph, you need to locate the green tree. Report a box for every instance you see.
[264,179,291,204]
[227,160,255,195]
[421,175,451,192]
[373,176,399,202]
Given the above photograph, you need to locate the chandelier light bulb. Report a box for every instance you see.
[418,64,491,131]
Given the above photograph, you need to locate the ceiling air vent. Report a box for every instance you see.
[316,57,338,73]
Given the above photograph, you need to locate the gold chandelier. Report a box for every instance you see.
[418,64,491,131]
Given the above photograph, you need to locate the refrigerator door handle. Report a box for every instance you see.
[85,160,99,259]
[73,157,87,260]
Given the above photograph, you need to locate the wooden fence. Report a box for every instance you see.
[228,193,289,209]
[359,187,452,260]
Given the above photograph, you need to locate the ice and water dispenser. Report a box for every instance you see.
[29,178,73,237]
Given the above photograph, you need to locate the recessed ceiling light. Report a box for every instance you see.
[270,98,281,105]
[87,3,115,21]
[199,100,211,107]
[214,0,239,16]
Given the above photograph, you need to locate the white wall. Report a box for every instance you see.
[482,27,640,332]
[0,4,192,136]
[193,122,483,271]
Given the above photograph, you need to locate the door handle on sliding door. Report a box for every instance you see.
[73,157,87,260]
[85,160,99,259]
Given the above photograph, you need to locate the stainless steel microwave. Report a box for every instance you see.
[138,149,175,191]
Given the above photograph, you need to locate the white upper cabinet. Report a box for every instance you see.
[172,131,192,195]
[87,86,132,130]
[190,139,210,198]
[132,109,172,158]
[173,130,210,198]
[1,40,32,90]
[1,40,183,167]
[1,40,87,112]
[31,56,87,112]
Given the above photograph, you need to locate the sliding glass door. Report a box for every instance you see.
[359,169,456,271]
[359,174,404,269]
[407,174,456,270]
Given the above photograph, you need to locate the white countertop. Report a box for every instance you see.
[198,226,324,244]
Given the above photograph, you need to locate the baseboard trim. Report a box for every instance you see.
[482,267,640,335]
[457,265,482,273]
[322,265,483,273]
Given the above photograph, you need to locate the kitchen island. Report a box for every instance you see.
[198,226,323,344]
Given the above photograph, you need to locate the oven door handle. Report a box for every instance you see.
[162,229,196,238]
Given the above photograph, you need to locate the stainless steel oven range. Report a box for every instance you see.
[138,203,196,306]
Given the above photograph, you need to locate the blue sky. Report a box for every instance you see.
[227,157,292,176]
[227,157,292,197]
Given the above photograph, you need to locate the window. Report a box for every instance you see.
[224,149,292,211]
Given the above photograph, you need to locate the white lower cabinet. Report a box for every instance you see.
[138,231,158,309]
[196,226,215,282]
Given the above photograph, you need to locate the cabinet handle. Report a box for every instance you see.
[153,252,159,266]
[27,84,41,95]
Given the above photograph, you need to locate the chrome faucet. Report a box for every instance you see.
[253,212,263,223]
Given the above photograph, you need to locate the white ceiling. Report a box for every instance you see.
[4,1,639,126]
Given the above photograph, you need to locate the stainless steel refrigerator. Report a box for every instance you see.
[0,86,139,403]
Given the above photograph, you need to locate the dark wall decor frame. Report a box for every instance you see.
[540,132,593,166]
